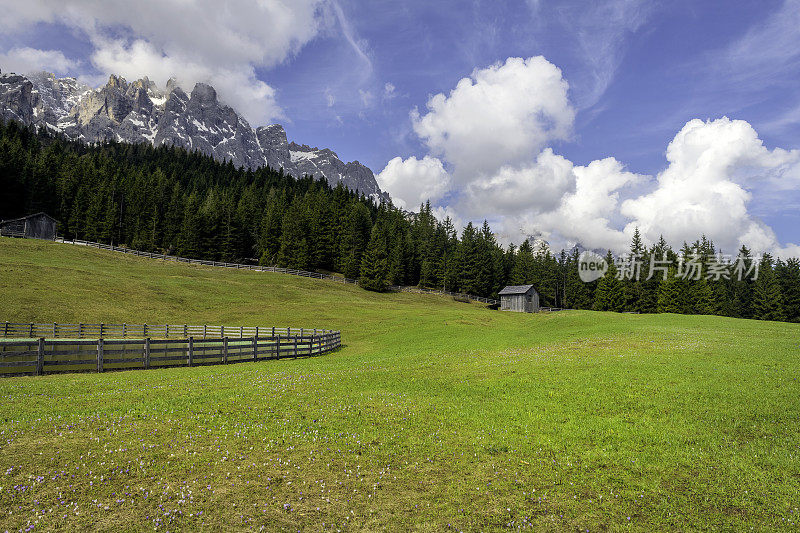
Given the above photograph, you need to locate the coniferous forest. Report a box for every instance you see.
[2,118,800,322]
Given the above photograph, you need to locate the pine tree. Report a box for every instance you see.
[593,251,623,311]
[510,240,535,284]
[278,200,310,270]
[178,192,201,257]
[623,228,646,311]
[732,245,755,318]
[565,248,593,309]
[458,223,480,295]
[630,226,645,256]
[657,268,683,313]
[753,255,785,321]
[776,259,800,322]
[340,202,372,279]
[687,278,714,315]
[258,189,286,265]
[359,225,389,292]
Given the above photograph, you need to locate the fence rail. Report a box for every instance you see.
[52,237,500,306]
[1,321,334,340]
[0,326,341,377]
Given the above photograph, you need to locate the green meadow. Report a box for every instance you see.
[0,237,799,531]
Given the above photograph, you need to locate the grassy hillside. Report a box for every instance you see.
[1,237,799,531]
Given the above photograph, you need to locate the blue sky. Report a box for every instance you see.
[2,0,800,254]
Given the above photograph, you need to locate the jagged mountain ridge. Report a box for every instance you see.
[0,70,389,201]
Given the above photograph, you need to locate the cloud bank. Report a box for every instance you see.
[383,55,800,256]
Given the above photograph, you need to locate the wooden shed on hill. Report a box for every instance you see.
[499,285,539,313]
[0,212,58,240]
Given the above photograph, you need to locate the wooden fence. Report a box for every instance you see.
[52,237,500,306]
[0,323,341,377]
[2,321,331,340]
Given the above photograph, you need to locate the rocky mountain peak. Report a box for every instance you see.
[130,76,156,92]
[190,83,217,104]
[0,70,389,202]
[165,77,180,93]
[106,74,127,90]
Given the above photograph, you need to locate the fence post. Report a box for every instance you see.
[275,335,280,359]
[221,325,224,337]
[144,338,150,369]
[272,326,275,338]
[184,324,188,338]
[255,326,259,339]
[97,338,104,373]
[203,324,207,339]
[3,321,8,338]
[29,323,34,337]
[240,326,243,338]
[223,337,228,364]
[100,323,105,337]
[123,323,127,338]
[143,323,147,337]
[294,335,298,358]
[188,337,194,366]
[53,322,57,338]
[253,337,258,362]
[78,323,83,338]
[37,337,45,376]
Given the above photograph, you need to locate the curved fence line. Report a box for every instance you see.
[0,323,341,377]
[1,321,332,339]
[52,237,500,305]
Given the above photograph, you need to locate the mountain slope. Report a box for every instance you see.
[0,70,389,201]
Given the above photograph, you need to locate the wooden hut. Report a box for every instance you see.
[499,284,539,313]
[0,212,58,240]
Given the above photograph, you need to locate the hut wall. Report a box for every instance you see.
[25,215,57,240]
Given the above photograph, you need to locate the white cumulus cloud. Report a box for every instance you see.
[411,56,574,179]
[376,156,451,211]
[620,117,800,254]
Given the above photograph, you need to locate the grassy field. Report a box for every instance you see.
[1,237,799,531]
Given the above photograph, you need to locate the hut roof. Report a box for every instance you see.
[498,284,536,295]
[0,212,58,225]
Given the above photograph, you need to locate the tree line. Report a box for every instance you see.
[1,119,798,322]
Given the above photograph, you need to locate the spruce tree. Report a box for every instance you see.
[359,225,389,292]
[753,255,785,321]
[776,259,800,322]
[657,268,683,313]
[511,240,535,284]
[340,202,372,279]
[593,251,623,311]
